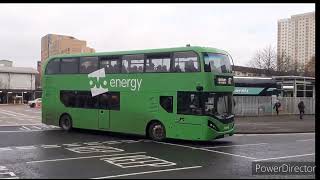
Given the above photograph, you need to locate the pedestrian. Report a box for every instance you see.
[273,100,281,116]
[298,101,305,119]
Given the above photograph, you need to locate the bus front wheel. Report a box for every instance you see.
[60,114,73,131]
[148,122,166,141]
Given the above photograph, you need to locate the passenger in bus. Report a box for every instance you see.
[175,65,182,72]
[162,65,168,72]
[156,65,162,72]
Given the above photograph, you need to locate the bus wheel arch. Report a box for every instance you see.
[59,113,73,131]
[146,120,166,141]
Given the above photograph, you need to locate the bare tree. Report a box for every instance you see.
[277,52,292,72]
[305,56,315,77]
[249,45,277,75]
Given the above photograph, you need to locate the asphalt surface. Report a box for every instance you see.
[236,115,315,133]
[0,105,316,179]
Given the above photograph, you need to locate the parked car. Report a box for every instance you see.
[28,98,42,108]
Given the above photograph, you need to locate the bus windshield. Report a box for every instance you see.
[177,92,233,117]
[204,53,232,73]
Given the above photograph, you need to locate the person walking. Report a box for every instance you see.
[273,100,281,116]
[298,101,305,119]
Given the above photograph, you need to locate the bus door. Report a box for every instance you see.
[98,92,120,129]
[98,93,110,129]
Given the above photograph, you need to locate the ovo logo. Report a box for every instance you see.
[88,68,109,97]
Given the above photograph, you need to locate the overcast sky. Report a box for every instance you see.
[0,3,315,69]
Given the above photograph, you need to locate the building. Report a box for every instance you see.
[0,60,38,104]
[277,11,315,72]
[38,34,95,88]
[232,65,315,98]
[41,34,95,62]
[273,76,315,98]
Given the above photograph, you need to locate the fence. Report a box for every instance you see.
[234,96,315,116]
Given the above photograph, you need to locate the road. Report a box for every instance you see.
[0,105,315,179]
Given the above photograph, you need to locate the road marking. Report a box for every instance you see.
[0,124,43,127]
[21,126,31,130]
[101,154,176,168]
[235,133,314,136]
[41,145,61,148]
[149,141,257,160]
[31,126,42,130]
[0,147,12,151]
[0,129,60,133]
[203,143,269,149]
[91,166,202,179]
[296,139,315,142]
[0,110,17,117]
[26,152,146,164]
[0,109,29,117]
[66,145,124,154]
[15,146,37,150]
[253,153,315,161]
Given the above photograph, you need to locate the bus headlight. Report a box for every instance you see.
[228,77,233,84]
[208,121,218,131]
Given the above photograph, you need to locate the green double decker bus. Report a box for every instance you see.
[42,46,235,141]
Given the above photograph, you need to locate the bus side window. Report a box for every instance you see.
[99,56,121,74]
[177,91,202,115]
[46,58,60,74]
[122,54,144,73]
[80,57,98,74]
[160,96,173,113]
[146,53,171,72]
[173,52,199,72]
[60,90,76,107]
[61,58,79,74]
[76,91,99,109]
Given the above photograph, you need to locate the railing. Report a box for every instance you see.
[234,96,315,116]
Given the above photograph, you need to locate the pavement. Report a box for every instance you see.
[235,115,315,134]
[0,104,316,178]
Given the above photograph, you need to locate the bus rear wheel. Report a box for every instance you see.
[60,114,73,131]
[148,122,166,141]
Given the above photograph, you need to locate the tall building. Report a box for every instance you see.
[277,11,315,72]
[41,34,95,62]
[38,34,95,88]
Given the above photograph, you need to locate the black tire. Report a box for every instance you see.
[30,103,35,108]
[148,122,166,141]
[60,114,73,131]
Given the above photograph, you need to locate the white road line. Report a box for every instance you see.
[148,141,257,160]
[235,133,314,136]
[15,146,37,150]
[0,124,42,127]
[0,129,60,133]
[0,109,28,116]
[296,139,315,142]
[21,126,31,130]
[31,126,42,130]
[254,153,315,161]
[91,166,202,179]
[0,110,18,116]
[203,143,269,149]
[26,152,147,164]
[41,145,61,148]
[0,147,13,151]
